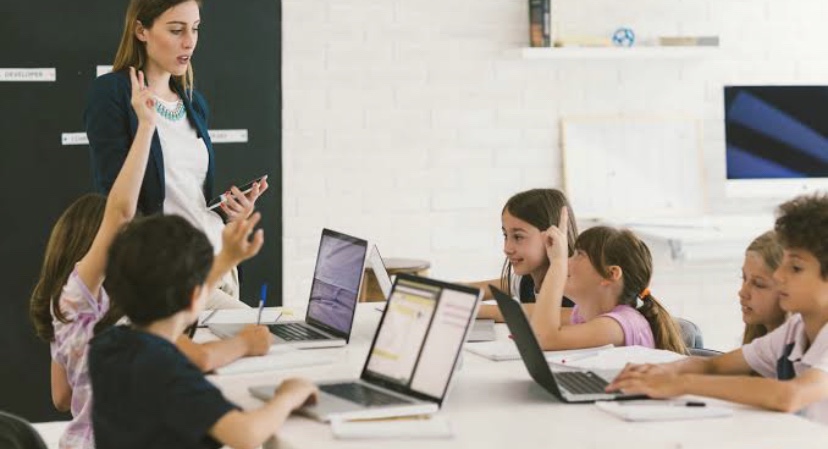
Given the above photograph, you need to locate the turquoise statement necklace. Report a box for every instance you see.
[155,97,186,121]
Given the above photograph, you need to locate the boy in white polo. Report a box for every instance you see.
[607,193,828,424]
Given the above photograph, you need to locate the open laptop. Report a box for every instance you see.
[367,245,393,300]
[210,228,369,349]
[250,274,483,421]
[490,285,646,403]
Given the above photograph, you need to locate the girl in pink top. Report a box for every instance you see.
[529,206,687,354]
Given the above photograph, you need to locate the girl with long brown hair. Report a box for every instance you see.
[530,207,687,354]
[475,188,579,321]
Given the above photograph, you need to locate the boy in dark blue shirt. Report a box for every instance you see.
[89,214,317,449]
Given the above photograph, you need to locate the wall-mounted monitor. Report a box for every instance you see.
[725,85,828,197]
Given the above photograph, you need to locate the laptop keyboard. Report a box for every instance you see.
[554,371,611,395]
[268,323,330,341]
[320,383,411,407]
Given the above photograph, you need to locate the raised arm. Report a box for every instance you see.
[85,73,135,196]
[76,67,156,298]
[529,207,584,349]
[205,212,264,292]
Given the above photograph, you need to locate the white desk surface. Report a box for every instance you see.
[35,303,828,449]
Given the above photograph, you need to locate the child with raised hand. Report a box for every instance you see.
[28,67,270,449]
[608,194,828,423]
[739,230,787,344]
[475,188,578,321]
[89,213,317,449]
[530,206,687,353]
[28,66,158,449]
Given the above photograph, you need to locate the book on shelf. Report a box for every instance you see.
[528,0,551,47]
[542,0,551,47]
[658,36,719,47]
[553,36,613,47]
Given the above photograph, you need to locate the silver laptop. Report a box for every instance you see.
[210,228,368,349]
[249,274,483,422]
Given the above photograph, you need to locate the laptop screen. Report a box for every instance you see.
[305,229,368,336]
[362,275,480,403]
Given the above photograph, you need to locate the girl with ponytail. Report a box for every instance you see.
[530,207,687,354]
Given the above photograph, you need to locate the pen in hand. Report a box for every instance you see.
[257,283,267,325]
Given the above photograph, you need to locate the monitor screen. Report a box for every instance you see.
[306,230,368,334]
[725,85,828,180]
[724,86,828,196]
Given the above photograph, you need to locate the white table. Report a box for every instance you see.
[209,304,828,449]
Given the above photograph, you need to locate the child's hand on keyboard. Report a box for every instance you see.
[238,325,273,356]
[274,378,319,410]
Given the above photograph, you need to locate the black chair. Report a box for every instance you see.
[0,411,49,449]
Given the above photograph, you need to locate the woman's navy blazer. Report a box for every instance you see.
[84,70,214,215]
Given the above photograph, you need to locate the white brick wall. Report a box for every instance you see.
[280,0,828,351]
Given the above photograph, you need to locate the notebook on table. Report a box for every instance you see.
[210,228,369,349]
[213,346,335,375]
[249,274,483,422]
[595,400,733,421]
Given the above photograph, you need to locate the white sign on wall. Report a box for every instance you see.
[61,130,249,146]
[96,65,113,77]
[61,133,89,146]
[0,68,56,82]
[208,129,248,143]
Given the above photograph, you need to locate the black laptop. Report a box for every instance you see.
[490,285,646,403]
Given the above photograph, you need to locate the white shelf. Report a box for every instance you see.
[521,46,719,60]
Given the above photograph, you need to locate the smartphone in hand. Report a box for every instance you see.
[207,174,268,210]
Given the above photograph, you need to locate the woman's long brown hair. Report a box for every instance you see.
[112,0,202,97]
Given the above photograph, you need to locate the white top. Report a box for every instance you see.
[155,98,224,252]
[743,314,828,424]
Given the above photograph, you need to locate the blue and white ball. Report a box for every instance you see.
[612,27,635,47]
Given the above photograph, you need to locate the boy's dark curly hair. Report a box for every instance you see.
[775,193,828,278]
